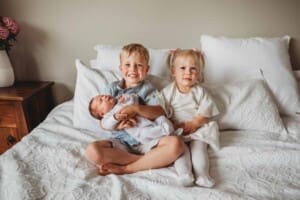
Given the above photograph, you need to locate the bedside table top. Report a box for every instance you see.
[0,81,54,101]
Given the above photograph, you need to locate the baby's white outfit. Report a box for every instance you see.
[158,82,220,187]
[101,93,174,145]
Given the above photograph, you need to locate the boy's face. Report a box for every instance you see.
[172,55,200,92]
[119,52,149,88]
[91,95,116,119]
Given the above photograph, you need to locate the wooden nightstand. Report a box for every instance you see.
[0,81,54,154]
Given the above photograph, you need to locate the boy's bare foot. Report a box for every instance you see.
[98,164,111,176]
[103,163,129,175]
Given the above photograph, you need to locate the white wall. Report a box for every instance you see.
[1,0,300,104]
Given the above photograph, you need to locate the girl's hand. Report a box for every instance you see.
[182,121,199,134]
[175,120,201,135]
[179,115,209,135]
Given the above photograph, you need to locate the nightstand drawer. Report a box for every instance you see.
[0,103,16,127]
[0,128,17,154]
[0,81,54,154]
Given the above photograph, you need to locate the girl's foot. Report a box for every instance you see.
[178,173,194,187]
[195,175,215,188]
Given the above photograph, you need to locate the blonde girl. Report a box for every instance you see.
[158,49,220,187]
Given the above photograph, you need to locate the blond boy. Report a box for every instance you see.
[85,43,184,175]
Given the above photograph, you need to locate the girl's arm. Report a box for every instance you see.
[176,115,209,135]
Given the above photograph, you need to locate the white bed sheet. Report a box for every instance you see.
[0,101,299,200]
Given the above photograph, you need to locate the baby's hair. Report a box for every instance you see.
[121,43,150,64]
[88,97,103,120]
[167,48,205,82]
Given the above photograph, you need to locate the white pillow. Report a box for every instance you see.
[205,79,287,137]
[75,59,286,136]
[73,59,171,133]
[201,35,300,116]
[73,59,121,133]
[90,44,171,80]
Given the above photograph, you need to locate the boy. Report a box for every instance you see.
[85,43,184,175]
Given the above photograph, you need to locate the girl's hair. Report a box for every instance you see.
[167,49,205,82]
[120,43,150,64]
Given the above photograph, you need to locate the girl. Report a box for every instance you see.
[158,49,220,187]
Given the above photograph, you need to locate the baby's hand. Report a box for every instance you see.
[118,95,126,103]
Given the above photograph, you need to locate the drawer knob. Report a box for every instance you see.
[6,135,17,145]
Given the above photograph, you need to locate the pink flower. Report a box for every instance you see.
[0,26,9,39]
[2,17,19,34]
[0,16,20,51]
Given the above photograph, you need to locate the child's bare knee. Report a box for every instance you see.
[85,142,104,164]
[167,136,185,156]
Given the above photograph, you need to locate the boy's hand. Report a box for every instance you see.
[115,118,137,129]
[114,113,128,121]
[117,105,137,120]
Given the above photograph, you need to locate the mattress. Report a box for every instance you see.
[0,100,299,200]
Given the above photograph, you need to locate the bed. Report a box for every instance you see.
[1,35,300,200]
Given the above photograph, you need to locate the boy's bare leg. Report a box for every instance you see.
[103,136,184,174]
[85,140,142,175]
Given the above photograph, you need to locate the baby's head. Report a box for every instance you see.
[167,49,205,91]
[89,95,116,120]
[119,43,150,88]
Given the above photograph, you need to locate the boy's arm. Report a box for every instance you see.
[100,118,137,131]
[117,104,165,121]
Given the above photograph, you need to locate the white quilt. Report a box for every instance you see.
[0,101,299,200]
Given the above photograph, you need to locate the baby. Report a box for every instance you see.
[89,93,175,144]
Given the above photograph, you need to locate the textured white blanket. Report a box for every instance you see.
[0,101,299,200]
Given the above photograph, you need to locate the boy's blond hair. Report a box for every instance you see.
[167,49,205,82]
[120,43,150,64]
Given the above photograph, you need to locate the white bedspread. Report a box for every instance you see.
[0,101,299,200]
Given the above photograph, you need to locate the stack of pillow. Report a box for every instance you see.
[74,35,300,138]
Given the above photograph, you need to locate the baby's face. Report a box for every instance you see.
[172,55,201,93]
[119,52,149,88]
[91,95,116,119]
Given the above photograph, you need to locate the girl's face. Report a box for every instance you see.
[119,52,149,88]
[172,55,201,93]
